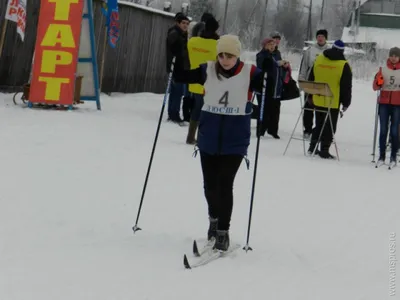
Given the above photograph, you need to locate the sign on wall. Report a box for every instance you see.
[5,0,26,41]
[5,0,18,22]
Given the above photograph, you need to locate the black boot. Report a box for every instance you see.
[319,143,335,159]
[207,217,218,240]
[182,96,193,122]
[214,230,230,251]
[268,132,280,139]
[318,150,335,159]
[308,142,317,155]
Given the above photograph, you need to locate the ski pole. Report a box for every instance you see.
[243,71,268,252]
[371,90,380,163]
[132,57,176,233]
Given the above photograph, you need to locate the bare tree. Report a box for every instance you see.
[273,0,307,49]
[189,0,215,21]
[318,0,354,39]
[222,0,262,48]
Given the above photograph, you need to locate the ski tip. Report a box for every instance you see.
[183,254,191,269]
[193,240,200,257]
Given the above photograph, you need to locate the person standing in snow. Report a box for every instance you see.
[180,21,198,124]
[185,16,220,144]
[298,29,330,139]
[165,14,190,124]
[175,35,266,251]
[256,37,290,139]
[270,31,282,61]
[308,40,352,159]
[372,47,400,165]
[191,12,214,38]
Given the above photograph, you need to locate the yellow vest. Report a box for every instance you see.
[312,54,347,109]
[187,37,217,94]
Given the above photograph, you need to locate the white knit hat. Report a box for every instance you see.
[217,34,241,57]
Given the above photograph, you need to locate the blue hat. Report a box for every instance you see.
[332,40,345,51]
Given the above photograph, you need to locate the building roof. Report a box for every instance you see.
[342,26,400,49]
[119,0,193,19]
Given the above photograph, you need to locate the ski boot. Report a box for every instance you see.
[376,153,385,167]
[214,230,230,251]
[389,156,397,169]
[207,217,218,241]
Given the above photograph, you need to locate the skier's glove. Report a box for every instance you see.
[375,76,384,87]
[375,68,384,87]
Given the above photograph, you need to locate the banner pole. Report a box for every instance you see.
[99,27,107,91]
[0,19,9,60]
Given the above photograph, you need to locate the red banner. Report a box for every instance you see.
[29,0,84,105]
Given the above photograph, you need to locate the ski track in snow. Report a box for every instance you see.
[0,73,399,300]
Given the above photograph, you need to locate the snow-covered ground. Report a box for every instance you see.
[0,72,399,300]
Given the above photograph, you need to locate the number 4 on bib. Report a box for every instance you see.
[218,91,229,107]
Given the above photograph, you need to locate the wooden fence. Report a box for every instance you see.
[0,0,175,94]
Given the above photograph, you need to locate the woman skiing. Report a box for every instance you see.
[373,47,400,167]
[176,35,268,251]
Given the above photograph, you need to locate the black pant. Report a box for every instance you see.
[182,95,194,122]
[257,95,281,135]
[303,94,314,134]
[200,152,243,231]
[310,108,339,152]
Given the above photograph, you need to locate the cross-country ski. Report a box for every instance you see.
[183,243,241,269]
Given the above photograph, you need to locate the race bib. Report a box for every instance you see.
[202,62,251,116]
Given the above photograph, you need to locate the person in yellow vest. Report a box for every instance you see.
[307,40,352,159]
[185,17,219,144]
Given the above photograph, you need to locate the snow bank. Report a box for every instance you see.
[119,0,175,18]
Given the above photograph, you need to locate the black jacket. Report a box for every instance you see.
[256,49,286,100]
[166,25,190,79]
[191,22,205,37]
[200,30,219,40]
[272,46,282,61]
[308,48,352,108]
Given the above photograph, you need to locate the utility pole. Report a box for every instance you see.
[356,0,361,35]
[258,0,269,45]
[307,0,313,40]
[238,0,260,40]
[320,0,325,24]
[222,0,229,34]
